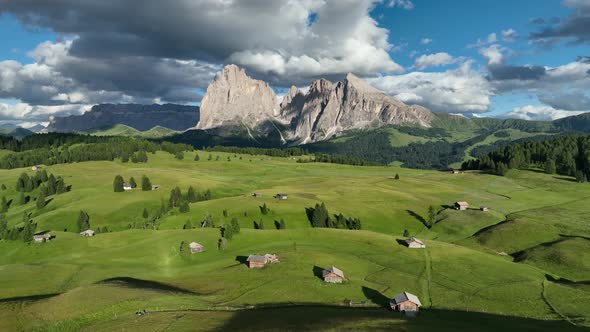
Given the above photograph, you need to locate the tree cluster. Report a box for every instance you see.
[305,203,361,230]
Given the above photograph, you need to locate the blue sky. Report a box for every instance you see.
[0,0,589,125]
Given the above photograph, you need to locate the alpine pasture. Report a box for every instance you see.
[0,150,588,331]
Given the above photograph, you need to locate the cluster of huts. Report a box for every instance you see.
[252,193,288,200]
[123,184,160,191]
[246,254,280,268]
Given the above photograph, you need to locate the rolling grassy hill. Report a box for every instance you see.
[0,150,588,330]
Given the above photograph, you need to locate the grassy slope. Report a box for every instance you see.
[0,152,589,330]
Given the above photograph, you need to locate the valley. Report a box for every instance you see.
[0,149,588,331]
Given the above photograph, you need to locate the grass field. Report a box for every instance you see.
[0,151,588,331]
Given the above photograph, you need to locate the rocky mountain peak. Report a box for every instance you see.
[196,64,278,130]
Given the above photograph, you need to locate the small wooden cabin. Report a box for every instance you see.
[480,206,489,212]
[123,183,133,191]
[274,193,288,200]
[322,266,344,283]
[31,165,42,171]
[33,231,52,243]
[151,185,160,190]
[79,229,95,237]
[404,237,426,249]
[389,292,422,315]
[450,169,461,174]
[454,201,469,211]
[246,255,268,268]
[252,192,262,198]
[189,242,205,253]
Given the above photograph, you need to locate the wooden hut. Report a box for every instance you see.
[389,292,422,315]
[274,193,288,200]
[246,255,268,268]
[322,266,344,283]
[480,206,489,212]
[252,192,262,198]
[189,242,205,253]
[33,231,52,243]
[454,201,469,210]
[123,183,133,191]
[79,229,95,237]
[404,237,426,249]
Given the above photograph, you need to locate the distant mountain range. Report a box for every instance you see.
[197,64,433,143]
[46,103,199,133]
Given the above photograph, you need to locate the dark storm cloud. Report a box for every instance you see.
[488,64,546,81]
[540,92,590,111]
[529,0,590,45]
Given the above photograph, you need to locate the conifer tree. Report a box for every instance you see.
[0,196,8,213]
[141,175,152,191]
[142,208,149,219]
[113,175,125,192]
[179,201,190,213]
[194,153,200,161]
[36,191,46,209]
[77,210,90,232]
[129,177,137,188]
[187,186,197,203]
[230,217,240,234]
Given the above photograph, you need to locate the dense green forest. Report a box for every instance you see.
[0,133,193,169]
[463,134,590,181]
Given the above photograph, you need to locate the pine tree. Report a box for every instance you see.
[223,224,234,240]
[0,184,5,190]
[201,213,215,228]
[311,203,330,227]
[129,177,137,188]
[55,178,66,194]
[576,170,587,183]
[258,219,265,230]
[279,219,286,230]
[175,151,184,160]
[179,201,190,213]
[21,213,35,243]
[179,241,191,257]
[259,203,269,215]
[183,219,192,229]
[394,173,400,180]
[36,191,46,209]
[187,186,197,203]
[46,174,57,195]
[230,217,240,234]
[223,209,228,217]
[142,208,149,219]
[194,153,200,161]
[403,229,410,237]
[113,175,125,192]
[207,154,212,161]
[141,175,152,191]
[77,210,90,232]
[169,187,182,208]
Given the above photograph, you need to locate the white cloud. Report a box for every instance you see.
[387,0,414,10]
[479,44,504,65]
[369,61,493,113]
[504,105,587,121]
[413,52,458,70]
[420,38,432,44]
[487,33,497,43]
[501,29,518,42]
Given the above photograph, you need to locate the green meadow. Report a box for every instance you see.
[0,150,589,331]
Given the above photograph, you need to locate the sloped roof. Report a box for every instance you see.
[322,266,344,279]
[189,242,203,248]
[391,292,422,306]
[247,255,267,263]
[455,201,469,206]
[405,237,424,246]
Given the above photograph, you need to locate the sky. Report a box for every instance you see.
[0,0,589,127]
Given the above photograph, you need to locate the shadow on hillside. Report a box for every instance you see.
[545,274,590,286]
[396,239,408,247]
[361,287,390,307]
[214,304,584,332]
[553,176,577,182]
[98,277,195,294]
[0,293,60,304]
[406,210,427,228]
[312,265,324,280]
[235,256,249,266]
